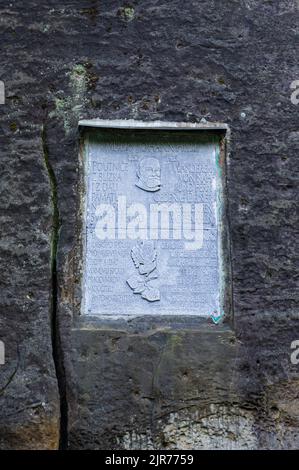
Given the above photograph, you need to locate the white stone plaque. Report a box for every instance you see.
[82,128,225,317]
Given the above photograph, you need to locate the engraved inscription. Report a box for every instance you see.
[83,133,222,317]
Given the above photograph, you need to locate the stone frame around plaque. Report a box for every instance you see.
[77,120,232,325]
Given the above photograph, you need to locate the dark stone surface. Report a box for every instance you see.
[0,0,298,449]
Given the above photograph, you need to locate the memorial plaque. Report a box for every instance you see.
[82,129,225,317]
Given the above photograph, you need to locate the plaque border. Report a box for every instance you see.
[78,120,233,327]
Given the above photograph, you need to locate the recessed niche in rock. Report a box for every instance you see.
[81,125,228,317]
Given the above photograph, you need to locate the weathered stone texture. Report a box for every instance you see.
[0,0,298,449]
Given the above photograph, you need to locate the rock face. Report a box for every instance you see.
[0,0,299,450]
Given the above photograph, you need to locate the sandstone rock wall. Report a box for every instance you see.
[0,0,298,449]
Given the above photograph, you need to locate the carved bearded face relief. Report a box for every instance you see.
[136,157,161,192]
